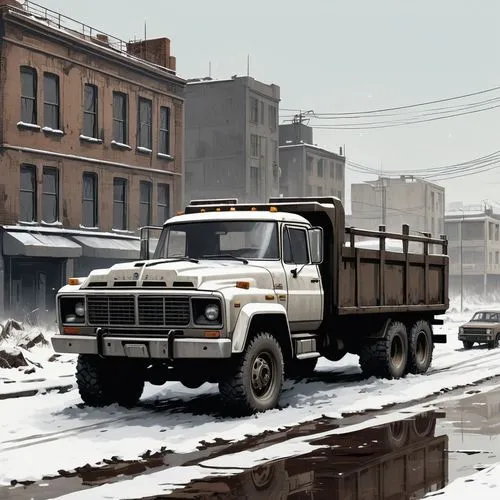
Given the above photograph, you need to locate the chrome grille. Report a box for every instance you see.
[138,296,190,326]
[87,296,135,325]
[463,328,486,336]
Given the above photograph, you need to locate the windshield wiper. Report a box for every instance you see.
[201,254,249,264]
[140,257,199,268]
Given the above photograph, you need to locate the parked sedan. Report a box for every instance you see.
[458,310,500,349]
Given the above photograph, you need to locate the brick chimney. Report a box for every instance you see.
[126,37,176,72]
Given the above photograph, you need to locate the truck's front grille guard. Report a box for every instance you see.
[85,295,219,328]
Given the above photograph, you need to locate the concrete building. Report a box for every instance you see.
[0,0,185,319]
[445,206,500,297]
[184,76,280,203]
[351,176,445,238]
[278,122,345,201]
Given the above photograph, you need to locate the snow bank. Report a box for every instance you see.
[426,463,500,499]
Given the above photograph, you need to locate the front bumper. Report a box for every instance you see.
[51,335,232,359]
[458,332,494,342]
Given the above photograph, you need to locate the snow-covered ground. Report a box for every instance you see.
[2,300,500,497]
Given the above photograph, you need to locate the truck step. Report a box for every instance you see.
[296,352,321,360]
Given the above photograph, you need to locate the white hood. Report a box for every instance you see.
[81,259,276,291]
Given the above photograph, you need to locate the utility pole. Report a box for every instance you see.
[459,209,464,313]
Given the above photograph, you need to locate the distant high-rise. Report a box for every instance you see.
[184,76,280,203]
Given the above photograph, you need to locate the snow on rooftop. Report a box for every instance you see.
[9,4,180,79]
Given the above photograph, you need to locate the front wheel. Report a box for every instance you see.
[219,332,284,414]
[76,355,145,408]
[488,333,500,349]
[462,340,474,350]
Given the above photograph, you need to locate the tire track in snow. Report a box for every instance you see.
[3,345,500,455]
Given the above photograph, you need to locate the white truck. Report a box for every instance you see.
[51,197,449,414]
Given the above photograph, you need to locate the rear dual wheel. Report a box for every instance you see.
[359,319,433,379]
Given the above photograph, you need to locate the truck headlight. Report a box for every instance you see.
[205,304,220,321]
[459,327,464,334]
[75,302,85,317]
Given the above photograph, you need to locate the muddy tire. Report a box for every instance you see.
[76,355,114,407]
[219,332,284,414]
[407,320,433,374]
[76,355,144,408]
[462,340,474,350]
[286,357,318,379]
[359,321,408,379]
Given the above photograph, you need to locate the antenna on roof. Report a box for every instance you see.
[247,54,250,77]
[209,61,212,78]
[144,20,147,40]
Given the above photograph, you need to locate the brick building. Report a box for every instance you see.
[0,0,185,319]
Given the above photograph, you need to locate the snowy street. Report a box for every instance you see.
[2,306,500,498]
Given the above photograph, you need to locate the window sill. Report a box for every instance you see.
[41,220,63,227]
[18,220,39,226]
[79,224,100,231]
[42,126,65,137]
[111,140,132,151]
[17,122,41,131]
[111,228,134,235]
[136,146,152,156]
[79,135,103,144]
[157,152,175,162]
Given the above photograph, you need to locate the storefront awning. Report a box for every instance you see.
[72,236,140,260]
[3,231,82,258]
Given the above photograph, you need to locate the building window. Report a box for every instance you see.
[250,97,258,123]
[268,105,277,132]
[317,186,323,196]
[139,181,152,227]
[83,84,98,138]
[250,166,259,199]
[138,97,152,150]
[306,156,313,173]
[113,178,128,230]
[260,101,265,125]
[250,134,259,157]
[20,67,37,124]
[44,73,60,130]
[20,165,36,222]
[82,172,98,227]
[317,159,324,177]
[336,163,344,181]
[42,167,59,223]
[113,92,128,144]
[157,183,170,224]
[159,106,170,155]
[329,161,335,178]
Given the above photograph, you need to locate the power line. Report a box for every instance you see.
[282,83,500,118]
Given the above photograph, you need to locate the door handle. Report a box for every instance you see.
[311,278,320,283]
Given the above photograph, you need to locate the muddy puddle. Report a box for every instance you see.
[5,383,500,499]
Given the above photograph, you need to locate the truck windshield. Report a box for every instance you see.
[154,220,279,260]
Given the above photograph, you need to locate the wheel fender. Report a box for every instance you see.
[231,302,291,354]
[365,318,393,339]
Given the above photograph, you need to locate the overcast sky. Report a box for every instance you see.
[38,0,500,209]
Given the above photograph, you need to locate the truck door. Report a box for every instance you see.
[282,225,323,331]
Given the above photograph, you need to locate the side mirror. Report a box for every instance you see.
[139,226,163,260]
[309,227,323,265]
